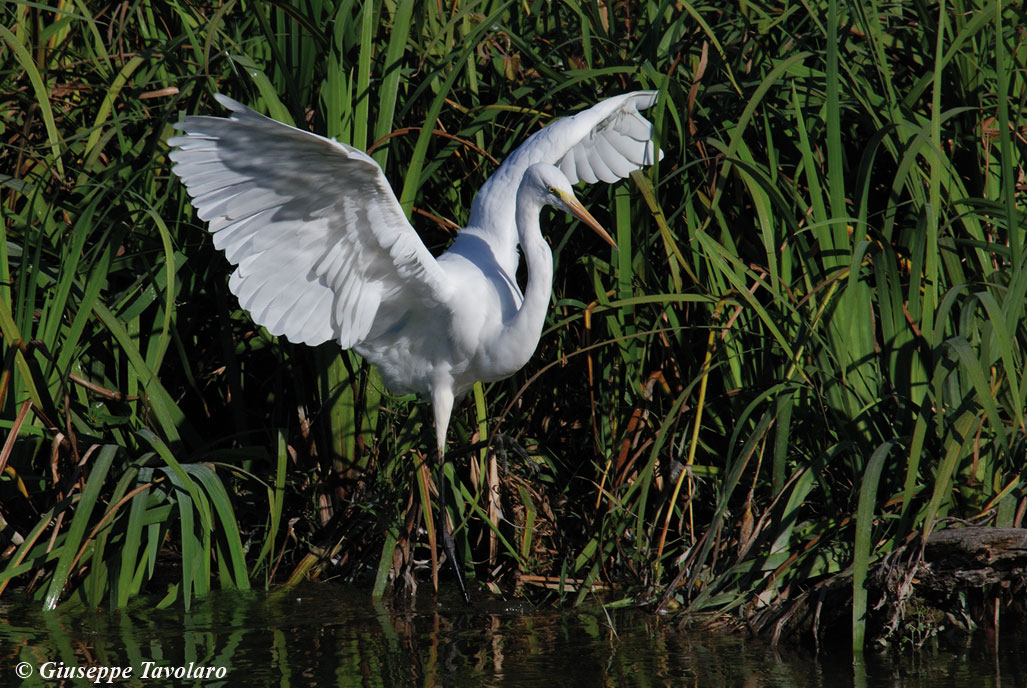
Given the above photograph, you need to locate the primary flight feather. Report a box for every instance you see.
[168,91,661,599]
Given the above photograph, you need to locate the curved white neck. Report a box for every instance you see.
[489,185,553,374]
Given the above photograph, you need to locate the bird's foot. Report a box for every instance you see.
[441,521,471,604]
[494,433,544,477]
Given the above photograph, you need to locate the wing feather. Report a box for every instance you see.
[571,145,598,184]
[594,135,637,179]
[169,95,449,348]
[617,109,657,142]
[586,146,618,184]
[604,129,649,165]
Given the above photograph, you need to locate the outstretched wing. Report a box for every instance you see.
[168,95,450,348]
[542,90,662,184]
[467,90,661,232]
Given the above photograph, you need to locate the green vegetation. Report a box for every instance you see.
[2,0,1024,653]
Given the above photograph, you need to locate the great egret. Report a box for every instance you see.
[168,91,660,601]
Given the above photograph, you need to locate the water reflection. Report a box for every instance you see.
[1,583,1025,687]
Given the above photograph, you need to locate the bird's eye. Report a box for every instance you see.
[547,185,557,194]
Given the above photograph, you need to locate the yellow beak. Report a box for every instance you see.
[562,193,617,249]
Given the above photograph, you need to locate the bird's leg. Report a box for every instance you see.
[436,446,471,603]
[432,389,471,603]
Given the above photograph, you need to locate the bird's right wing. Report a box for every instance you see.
[507,90,661,184]
[468,91,661,231]
[168,95,450,348]
[547,90,662,184]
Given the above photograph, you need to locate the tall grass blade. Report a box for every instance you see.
[852,441,892,654]
[43,445,117,610]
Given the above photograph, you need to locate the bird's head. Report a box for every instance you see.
[524,164,617,248]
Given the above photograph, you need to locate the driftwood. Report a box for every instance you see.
[747,527,1027,648]
[921,527,1027,584]
[910,527,1027,625]
[869,527,1027,643]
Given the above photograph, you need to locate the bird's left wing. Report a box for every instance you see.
[168,95,450,349]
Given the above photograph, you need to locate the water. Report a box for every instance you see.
[1,583,1025,687]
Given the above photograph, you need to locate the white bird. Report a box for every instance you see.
[168,91,661,600]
